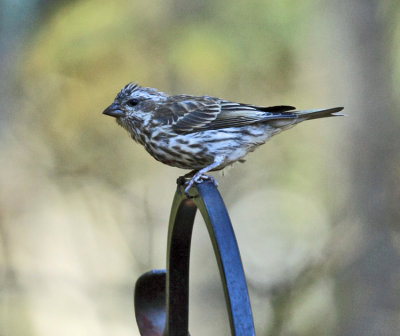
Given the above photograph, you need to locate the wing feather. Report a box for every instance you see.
[154,96,299,133]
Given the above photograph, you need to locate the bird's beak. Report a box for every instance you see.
[103,103,125,118]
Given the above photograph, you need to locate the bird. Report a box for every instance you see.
[103,83,343,194]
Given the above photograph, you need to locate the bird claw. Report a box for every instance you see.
[184,174,218,196]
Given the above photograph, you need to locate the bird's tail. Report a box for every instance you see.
[295,107,345,120]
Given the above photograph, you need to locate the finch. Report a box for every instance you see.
[103,83,343,193]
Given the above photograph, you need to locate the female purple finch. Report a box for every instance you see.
[103,83,343,193]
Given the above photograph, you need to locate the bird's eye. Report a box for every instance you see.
[127,98,139,107]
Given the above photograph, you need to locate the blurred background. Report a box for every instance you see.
[1,0,399,335]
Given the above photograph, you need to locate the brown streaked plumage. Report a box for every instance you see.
[103,83,344,193]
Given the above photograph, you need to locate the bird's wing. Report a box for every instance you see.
[205,102,297,130]
[156,95,297,133]
[153,96,222,133]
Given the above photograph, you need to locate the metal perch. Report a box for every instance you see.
[134,178,255,336]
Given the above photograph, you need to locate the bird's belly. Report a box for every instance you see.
[147,125,277,170]
[203,126,275,166]
[147,132,214,169]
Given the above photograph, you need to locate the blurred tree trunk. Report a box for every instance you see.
[333,1,400,335]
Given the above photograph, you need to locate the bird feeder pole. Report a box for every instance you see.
[134,178,255,336]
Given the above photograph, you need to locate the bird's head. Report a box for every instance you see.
[103,82,167,122]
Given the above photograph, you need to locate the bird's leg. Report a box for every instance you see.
[184,156,224,195]
[183,170,217,184]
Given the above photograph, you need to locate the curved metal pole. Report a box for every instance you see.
[164,195,197,335]
[134,178,255,336]
[194,182,255,335]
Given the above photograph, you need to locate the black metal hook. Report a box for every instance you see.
[134,178,255,336]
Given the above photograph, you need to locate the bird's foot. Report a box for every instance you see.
[184,173,218,196]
